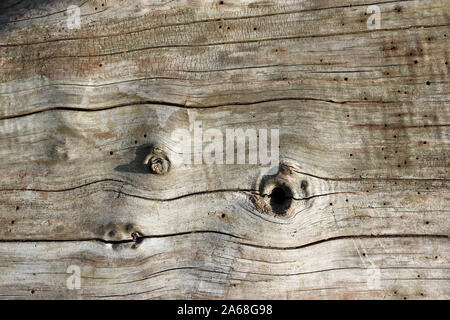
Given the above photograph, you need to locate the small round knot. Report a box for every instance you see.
[143,147,170,174]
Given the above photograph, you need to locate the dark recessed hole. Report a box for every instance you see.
[414,60,418,64]
[270,187,286,205]
[109,151,113,155]
[426,81,430,85]
[15,206,19,211]
[134,140,138,144]
[269,186,293,216]
[143,134,147,138]
[219,0,224,4]
[221,213,226,218]
[10,220,15,225]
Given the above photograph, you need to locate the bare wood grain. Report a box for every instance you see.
[0,0,448,299]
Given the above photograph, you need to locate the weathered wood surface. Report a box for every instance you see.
[0,0,449,299]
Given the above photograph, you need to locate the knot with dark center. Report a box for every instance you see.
[143,147,170,174]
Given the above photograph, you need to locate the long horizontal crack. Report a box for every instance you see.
[0,96,402,120]
[0,230,246,244]
[231,234,449,251]
[0,182,258,202]
[0,233,447,250]
[287,166,450,182]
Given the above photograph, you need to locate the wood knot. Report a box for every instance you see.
[252,177,296,218]
[143,147,170,174]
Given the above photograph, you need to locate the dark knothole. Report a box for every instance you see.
[269,185,293,216]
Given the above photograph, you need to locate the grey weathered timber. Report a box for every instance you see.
[0,0,449,299]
